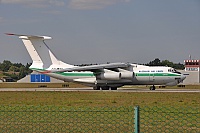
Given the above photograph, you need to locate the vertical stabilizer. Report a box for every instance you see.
[7,34,74,70]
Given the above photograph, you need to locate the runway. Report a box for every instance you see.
[0,87,199,92]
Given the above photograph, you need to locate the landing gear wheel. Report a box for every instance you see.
[93,86,100,90]
[101,86,109,90]
[150,85,156,90]
[111,87,117,90]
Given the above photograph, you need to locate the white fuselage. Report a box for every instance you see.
[38,64,185,87]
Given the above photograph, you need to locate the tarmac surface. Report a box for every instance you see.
[0,87,199,92]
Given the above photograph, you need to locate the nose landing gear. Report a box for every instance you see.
[150,85,156,90]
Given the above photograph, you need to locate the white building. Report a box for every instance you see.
[179,60,200,85]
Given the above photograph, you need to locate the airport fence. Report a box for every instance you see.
[0,106,199,133]
[0,106,134,133]
[136,106,199,133]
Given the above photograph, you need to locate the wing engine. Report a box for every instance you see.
[96,69,134,81]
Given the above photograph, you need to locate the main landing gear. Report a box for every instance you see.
[93,86,117,90]
[93,86,101,90]
[149,85,156,90]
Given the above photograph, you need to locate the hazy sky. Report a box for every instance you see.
[0,0,200,65]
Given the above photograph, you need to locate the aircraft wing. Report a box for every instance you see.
[45,62,130,73]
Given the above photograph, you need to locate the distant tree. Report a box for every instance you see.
[161,60,174,67]
[13,63,23,69]
[18,63,32,79]
[9,66,19,72]
[18,66,26,79]
[0,60,33,81]
[7,73,18,81]
[0,60,12,72]
[25,63,32,73]
[148,58,161,66]
[146,58,184,70]
[173,63,184,70]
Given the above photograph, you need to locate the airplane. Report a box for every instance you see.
[6,33,186,90]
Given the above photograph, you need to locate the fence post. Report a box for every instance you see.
[134,106,140,133]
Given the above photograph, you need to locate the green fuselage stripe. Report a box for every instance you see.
[56,72,94,77]
[30,68,180,77]
[30,68,94,77]
[136,73,180,77]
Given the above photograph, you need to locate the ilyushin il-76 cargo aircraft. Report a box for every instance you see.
[7,33,186,90]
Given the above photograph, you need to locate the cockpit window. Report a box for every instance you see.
[174,69,181,74]
[168,68,181,74]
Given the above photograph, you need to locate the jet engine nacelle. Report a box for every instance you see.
[121,72,134,80]
[97,71,134,81]
[97,72,121,80]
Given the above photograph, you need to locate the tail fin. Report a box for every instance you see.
[6,33,74,70]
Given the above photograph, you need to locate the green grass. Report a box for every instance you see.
[0,91,199,107]
[0,92,199,132]
[0,106,134,132]
[140,106,199,132]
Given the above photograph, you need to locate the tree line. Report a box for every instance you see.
[0,58,184,81]
[145,58,184,70]
[0,60,32,81]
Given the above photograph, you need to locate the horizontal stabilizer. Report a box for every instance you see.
[5,33,52,40]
